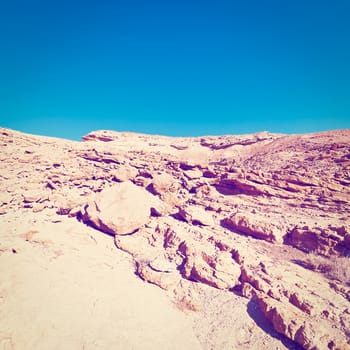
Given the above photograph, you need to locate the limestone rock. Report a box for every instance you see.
[82,130,119,142]
[0,192,12,205]
[176,206,215,226]
[149,255,177,273]
[184,169,203,180]
[148,172,178,196]
[50,191,86,215]
[286,225,349,256]
[81,182,161,235]
[2,127,350,350]
[110,166,138,182]
[224,212,287,243]
[137,260,180,290]
[255,294,349,350]
[180,242,241,290]
[22,190,43,203]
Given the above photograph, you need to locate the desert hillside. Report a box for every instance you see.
[0,127,349,350]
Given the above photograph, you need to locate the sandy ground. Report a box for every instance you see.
[0,208,301,350]
[0,209,201,350]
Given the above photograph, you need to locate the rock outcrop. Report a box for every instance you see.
[80,181,163,235]
[1,127,349,350]
[223,212,288,243]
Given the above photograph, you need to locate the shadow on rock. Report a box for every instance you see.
[247,299,303,350]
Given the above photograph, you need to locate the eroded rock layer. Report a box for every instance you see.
[1,127,349,349]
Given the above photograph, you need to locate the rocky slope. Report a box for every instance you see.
[0,127,349,350]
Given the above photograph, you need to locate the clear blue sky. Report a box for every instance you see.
[0,0,349,140]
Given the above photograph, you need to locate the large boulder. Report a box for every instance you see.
[81,182,162,235]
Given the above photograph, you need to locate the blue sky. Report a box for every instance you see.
[0,0,349,140]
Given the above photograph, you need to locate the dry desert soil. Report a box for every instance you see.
[0,127,349,349]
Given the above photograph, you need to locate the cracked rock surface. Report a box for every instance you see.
[1,127,349,350]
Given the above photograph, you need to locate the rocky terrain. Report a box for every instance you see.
[0,127,349,350]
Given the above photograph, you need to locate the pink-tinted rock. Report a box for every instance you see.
[2,127,350,350]
[180,242,241,290]
[110,166,138,182]
[82,130,118,142]
[224,212,287,243]
[81,182,162,235]
[255,294,349,350]
[137,261,180,290]
[149,172,178,196]
[286,226,348,256]
[176,206,215,226]
[22,190,43,203]
[184,169,203,180]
